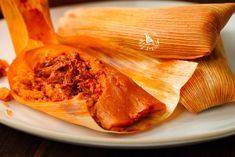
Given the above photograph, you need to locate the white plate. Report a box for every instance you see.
[0,1,235,148]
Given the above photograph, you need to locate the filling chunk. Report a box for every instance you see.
[0,59,9,77]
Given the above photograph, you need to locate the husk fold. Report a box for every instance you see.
[59,3,235,59]
[0,0,57,55]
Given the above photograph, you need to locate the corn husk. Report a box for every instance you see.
[1,0,198,133]
[58,3,235,59]
[180,38,235,113]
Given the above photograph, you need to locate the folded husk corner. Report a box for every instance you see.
[180,38,235,112]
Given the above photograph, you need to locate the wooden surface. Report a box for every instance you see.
[1,0,235,157]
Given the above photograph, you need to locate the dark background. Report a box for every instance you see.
[1,0,235,157]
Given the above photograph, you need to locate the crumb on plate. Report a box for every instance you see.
[0,87,14,102]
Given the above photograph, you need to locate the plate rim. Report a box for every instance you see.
[1,116,235,148]
[0,0,235,148]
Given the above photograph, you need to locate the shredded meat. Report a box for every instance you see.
[14,52,102,102]
[0,59,9,77]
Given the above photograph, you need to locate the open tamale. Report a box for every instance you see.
[1,0,199,133]
[1,0,168,132]
[58,3,235,59]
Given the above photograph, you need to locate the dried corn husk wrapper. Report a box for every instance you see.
[0,0,57,56]
[180,38,235,112]
[59,3,235,59]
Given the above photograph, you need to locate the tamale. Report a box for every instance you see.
[180,38,235,113]
[58,4,235,113]
[58,3,235,59]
